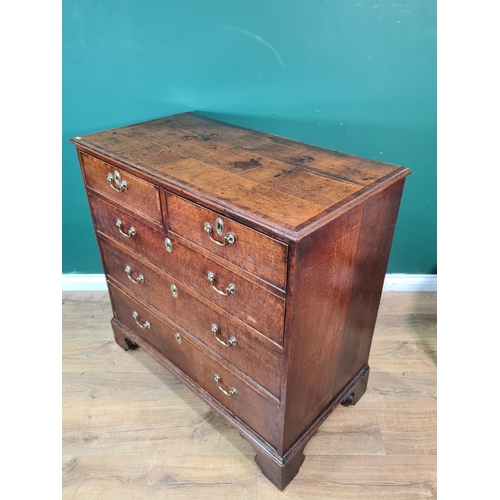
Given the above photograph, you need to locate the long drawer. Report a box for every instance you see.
[108,281,279,448]
[100,238,283,397]
[90,194,285,343]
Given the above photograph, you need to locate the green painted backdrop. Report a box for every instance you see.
[63,0,436,274]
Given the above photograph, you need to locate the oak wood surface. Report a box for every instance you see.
[333,179,405,396]
[90,193,169,268]
[90,193,286,342]
[71,113,412,490]
[279,176,407,455]
[100,238,283,397]
[80,151,163,226]
[62,291,436,499]
[71,113,409,233]
[108,284,280,447]
[90,188,285,298]
[281,205,364,453]
[169,113,399,187]
[166,192,288,289]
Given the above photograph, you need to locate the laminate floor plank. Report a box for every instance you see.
[305,408,386,456]
[62,291,437,499]
[375,409,437,455]
[62,292,115,341]
[368,339,436,372]
[262,456,437,499]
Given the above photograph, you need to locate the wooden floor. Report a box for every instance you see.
[62,291,436,499]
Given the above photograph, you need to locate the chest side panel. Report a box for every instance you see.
[281,205,364,454]
[333,178,407,396]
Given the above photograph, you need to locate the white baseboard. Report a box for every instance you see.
[62,274,107,291]
[382,274,436,292]
[62,273,437,292]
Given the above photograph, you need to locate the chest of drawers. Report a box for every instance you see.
[71,112,410,490]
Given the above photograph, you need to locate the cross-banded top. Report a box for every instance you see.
[72,112,410,236]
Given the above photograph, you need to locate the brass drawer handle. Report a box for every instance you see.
[214,374,238,396]
[212,324,237,346]
[107,170,128,192]
[132,311,150,329]
[207,272,236,296]
[125,265,144,284]
[204,218,235,246]
[116,219,136,238]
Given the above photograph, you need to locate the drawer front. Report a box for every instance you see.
[158,234,285,344]
[109,282,279,448]
[81,152,162,225]
[100,238,283,398]
[90,194,170,268]
[90,195,285,344]
[167,192,287,289]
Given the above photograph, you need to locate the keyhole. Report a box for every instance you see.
[215,217,224,235]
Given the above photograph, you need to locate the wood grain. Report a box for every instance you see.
[71,112,409,233]
[62,291,436,499]
[166,192,288,289]
[71,113,413,490]
[100,238,283,397]
[282,204,364,452]
[90,194,286,342]
[305,408,386,456]
[90,193,170,270]
[333,179,406,396]
[140,150,328,231]
[169,113,400,186]
[79,151,163,225]
[108,284,280,447]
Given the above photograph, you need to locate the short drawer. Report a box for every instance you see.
[100,238,283,398]
[90,195,285,344]
[109,282,279,448]
[166,192,287,289]
[80,152,162,225]
[89,194,169,267]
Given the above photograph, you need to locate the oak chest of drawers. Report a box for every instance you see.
[71,112,410,490]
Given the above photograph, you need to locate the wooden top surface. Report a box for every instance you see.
[72,112,410,235]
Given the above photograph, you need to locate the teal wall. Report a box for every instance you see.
[63,0,436,274]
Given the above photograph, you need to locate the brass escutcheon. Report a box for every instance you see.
[203,218,235,246]
[164,237,173,253]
